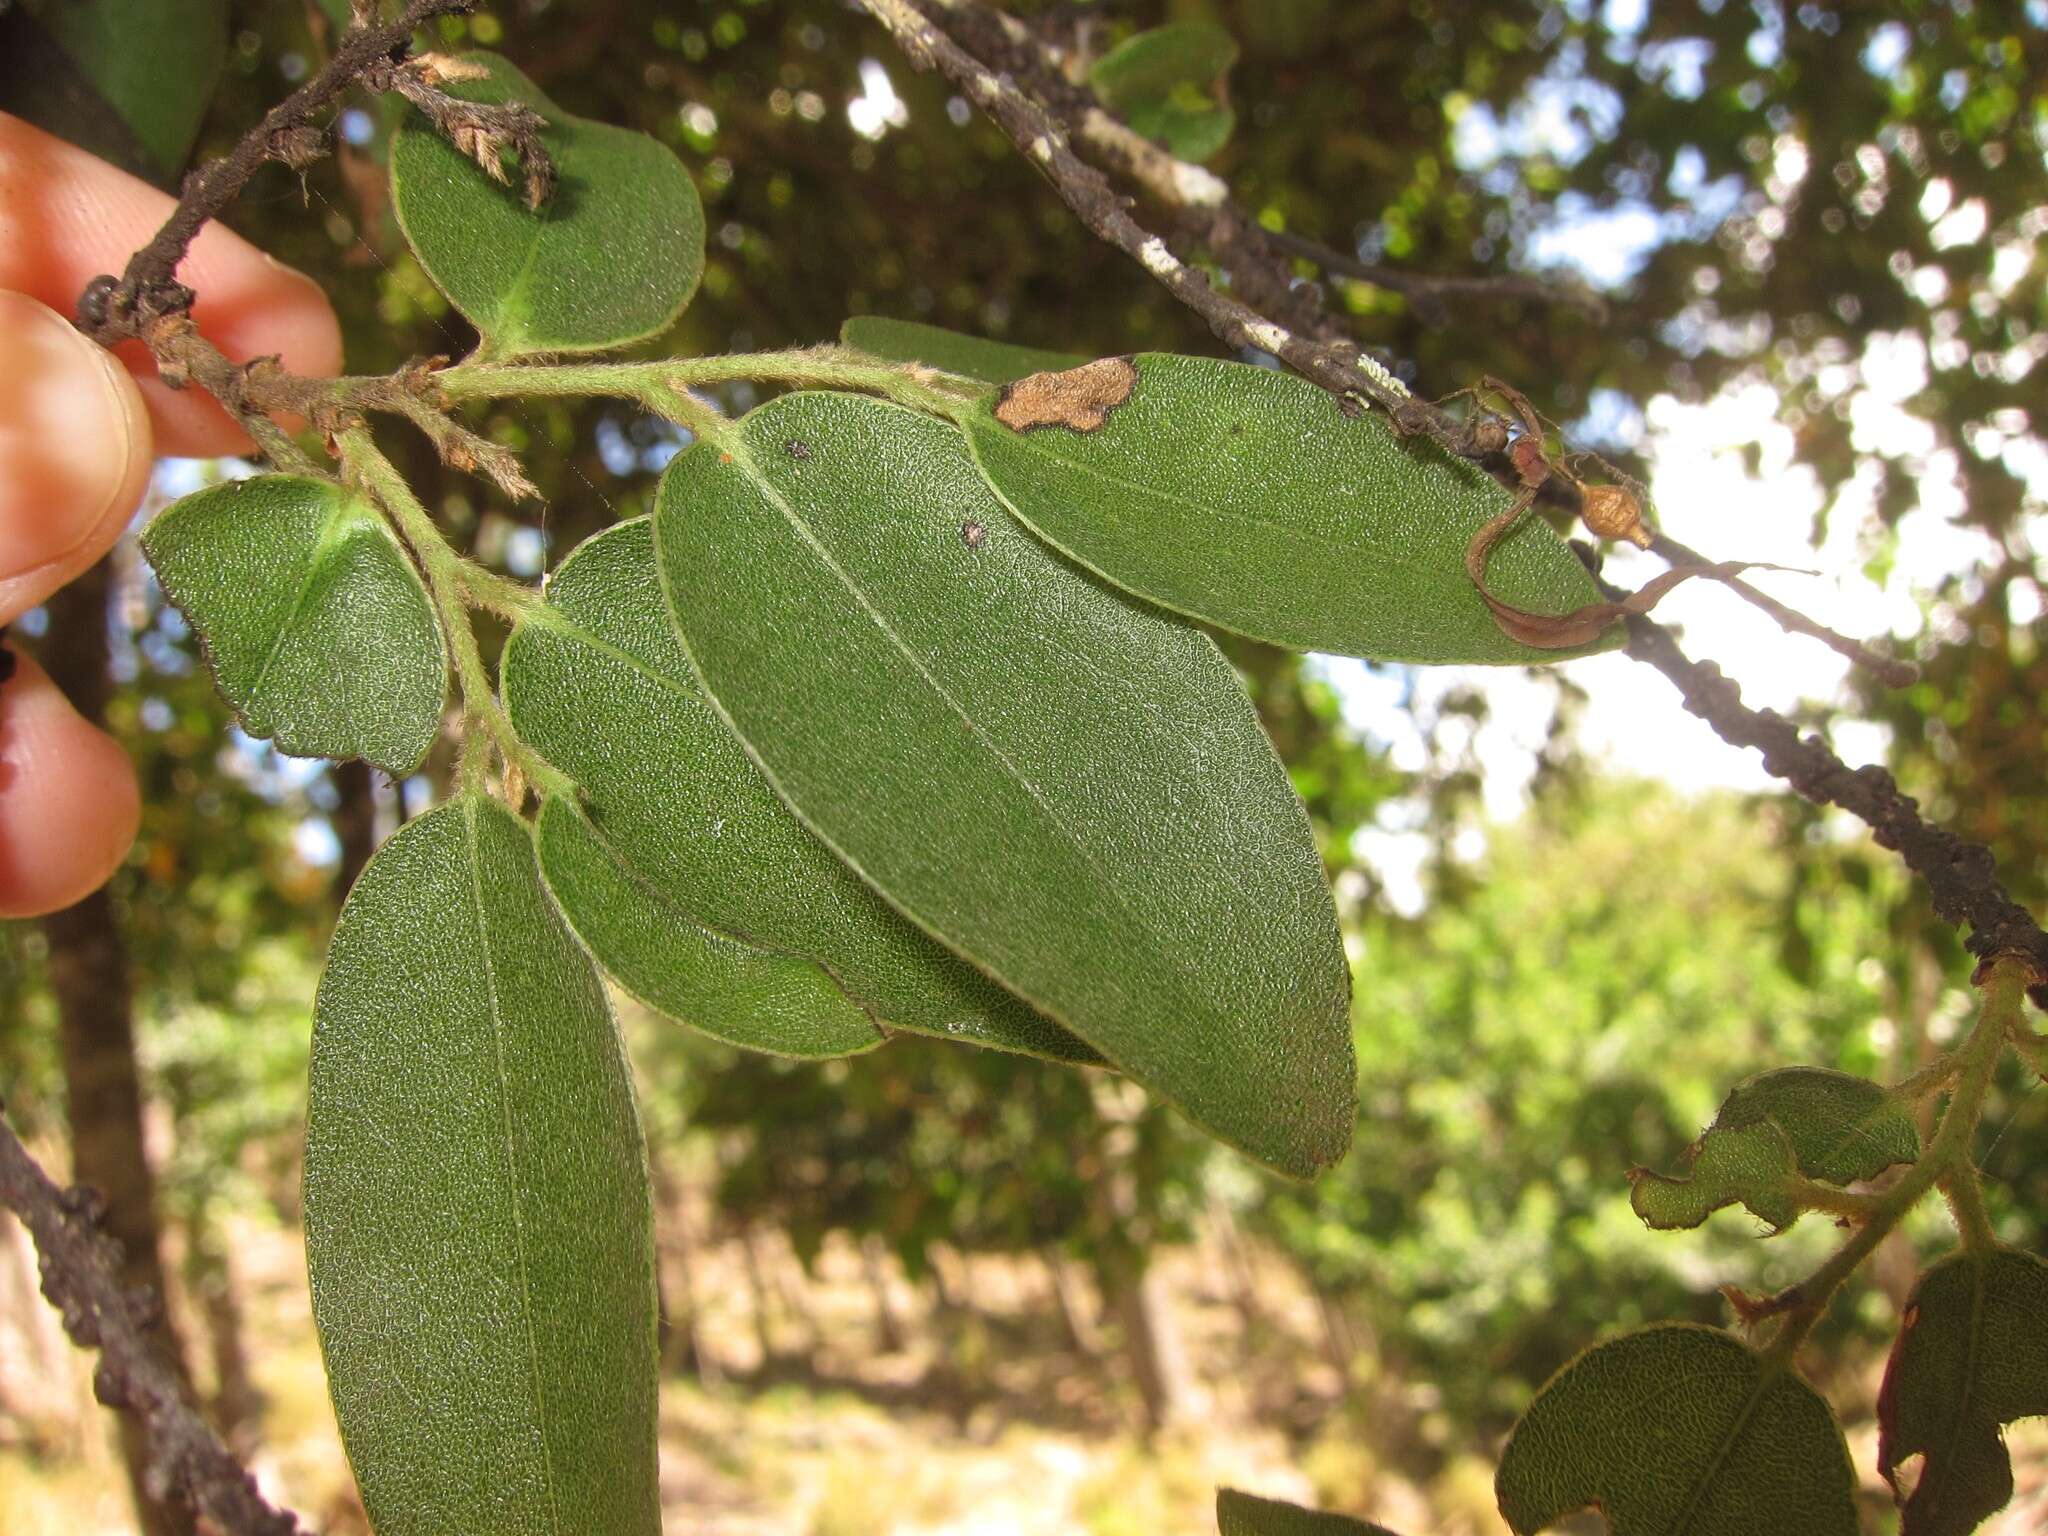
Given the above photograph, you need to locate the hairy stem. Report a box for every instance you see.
[1763,956,2028,1364]
[337,427,570,801]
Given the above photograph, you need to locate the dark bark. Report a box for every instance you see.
[38,562,198,1536]
[1045,1250,1102,1358]
[860,1234,908,1355]
[1095,1242,1193,1433]
[330,758,380,906]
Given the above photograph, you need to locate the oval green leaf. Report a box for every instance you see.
[501,518,1091,1064]
[1496,1324,1858,1536]
[1715,1066,1920,1185]
[655,393,1355,1178]
[1218,1488,1402,1536]
[141,474,446,775]
[839,316,1085,386]
[964,354,1616,664]
[1878,1246,2048,1536]
[304,794,657,1536]
[389,51,704,357]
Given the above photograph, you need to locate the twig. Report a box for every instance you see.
[1623,614,2048,1001]
[0,1111,305,1536]
[863,0,1498,456]
[1652,531,1919,688]
[70,0,550,466]
[920,0,1603,328]
[78,0,491,342]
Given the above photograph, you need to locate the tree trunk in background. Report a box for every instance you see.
[331,758,381,905]
[39,564,198,1536]
[185,1219,262,1453]
[739,1220,779,1366]
[860,1234,908,1354]
[1095,1241,1194,1433]
[1045,1251,1102,1358]
[1206,1196,1265,1344]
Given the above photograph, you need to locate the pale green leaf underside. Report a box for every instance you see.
[501,518,1091,1064]
[389,51,704,357]
[965,353,1618,664]
[1496,1324,1858,1536]
[534,795,882,1059]
[1628,1120,1802,1233]
[1716,1066,1920,1186]
[655,392,1355,1178]
[1218,1487,1402,1536]
[838,315,1085,385]
[304,795,657,1536]
[141,474,446,775]
[1878,1246,2048,1536]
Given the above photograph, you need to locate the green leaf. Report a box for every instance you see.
[141,475,446,775]
[304,795,657,1536]
[1715,1066,1920,1185]
[1627,1120,1803,1233]
[389,51,704,357]
[1218,1488,1402,1535]
[839,316,1085,386]
[964,355,1616,664]
[1496,1325,1859,1536]
[1090,23,1239,162]
[1628,1067,1920,1234]
[1878,1246,2048,1536]
[533,796,883,1059]
[655,393,1355,1178]
[501,519,1092,1064]
[0,0,226,187]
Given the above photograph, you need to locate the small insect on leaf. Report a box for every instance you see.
[961,518,987,549]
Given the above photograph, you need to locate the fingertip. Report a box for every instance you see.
[0,291,154,624]
[0,651,140,919]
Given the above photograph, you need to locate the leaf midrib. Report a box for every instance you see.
[461,799,565,1536]
[711,427,1237,1099]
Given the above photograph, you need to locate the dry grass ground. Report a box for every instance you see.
[3,1203,2044,1535]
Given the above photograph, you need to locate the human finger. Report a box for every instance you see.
[0,650,141,918]
[0,110,343,457]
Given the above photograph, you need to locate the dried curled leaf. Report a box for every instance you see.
[1466,502,1808,650]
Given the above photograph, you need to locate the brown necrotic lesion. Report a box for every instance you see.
[992,357,1139,434]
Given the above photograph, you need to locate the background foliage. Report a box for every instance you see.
[2,0,2044,1531]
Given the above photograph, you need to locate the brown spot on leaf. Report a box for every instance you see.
[961,518,987,549]
[992,356,1139,434]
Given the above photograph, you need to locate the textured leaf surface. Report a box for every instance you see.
[533,797,882,1059]
[839,316,1083,385]
[1629,1067,1918,1234]
[1878,1246,2048,1536]
[390,51,703,356]
[1715,1066,1920,1185]
[0,0,225,185]
[656,393,1355,1177]
[502,519,1088,1063]
[304,795,657,1536]
[1218,1488,1401,1535]
[1496,1324,1858,1536]
[1627,1120,1802,1233]
[966,355,1615,663]
[1089,22,1238,161]
[141,475,446,774]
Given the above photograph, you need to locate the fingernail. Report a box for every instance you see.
[0,290,148,582]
